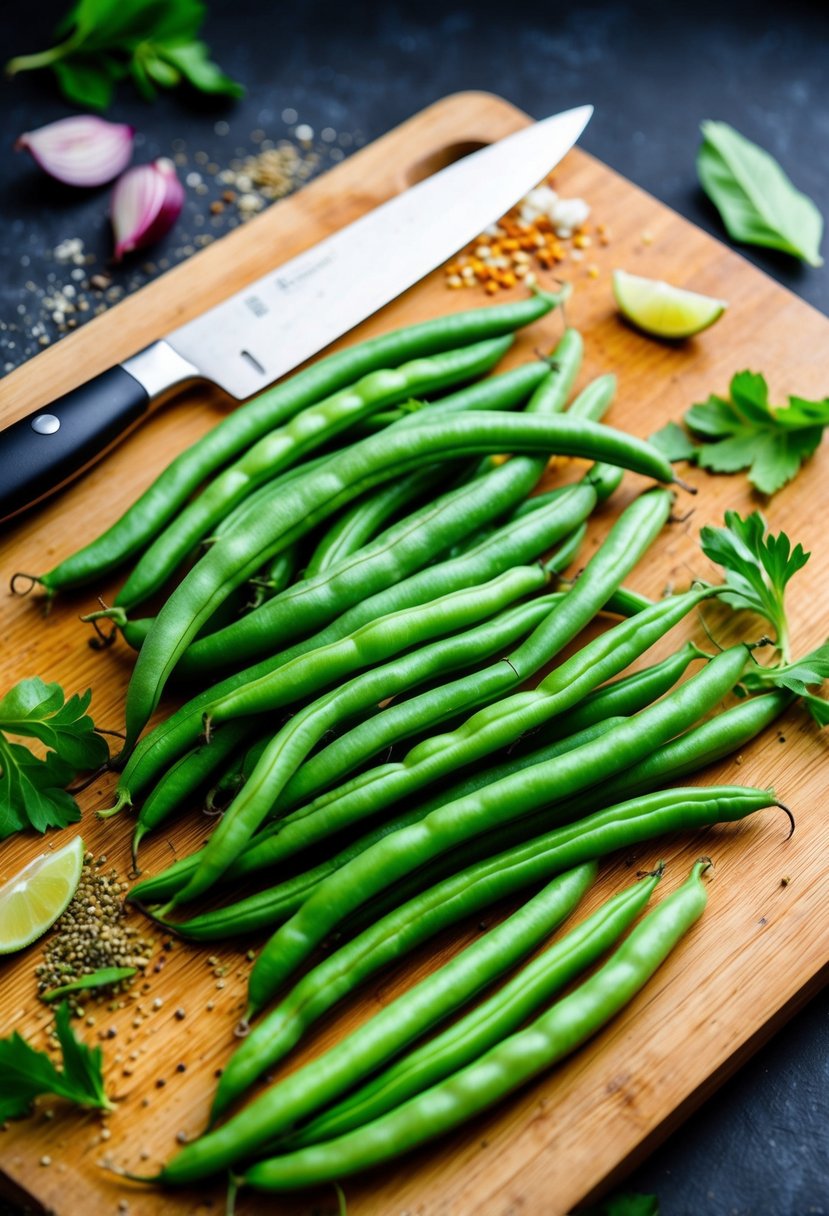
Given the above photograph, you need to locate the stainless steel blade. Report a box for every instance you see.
[164,105,592,399]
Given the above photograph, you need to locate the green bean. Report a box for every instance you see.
[302,465,448,579]
[568,372,617,421]
[149,717,619,940]
[523,330,583,412]
[131,721,250,867]
[117,338,514,613]
[242,646,748,1022]
[130,686,785,912]
[28,292,563,599]
[123,409,678,750]
[236,861,716,1192]
[167,564,552,907]
[276,866,660,1148]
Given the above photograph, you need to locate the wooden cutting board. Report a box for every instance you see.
[1,92,827,1216]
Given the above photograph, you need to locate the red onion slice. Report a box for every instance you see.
[110,158,185,261]
[15,115,134,188]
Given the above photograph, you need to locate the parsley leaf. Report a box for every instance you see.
[650,371,829,496]
[699,510,809,662]
[0,678,108,841]
[743,643,829,727]
[6,0,243,109]
[0,1002,111,1121]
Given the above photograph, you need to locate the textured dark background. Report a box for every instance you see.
[1,0,827,1212]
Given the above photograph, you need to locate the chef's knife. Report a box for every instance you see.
[0,105,592,522]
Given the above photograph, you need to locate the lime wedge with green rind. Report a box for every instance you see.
[613,269,727,339]
[0,836,84,954]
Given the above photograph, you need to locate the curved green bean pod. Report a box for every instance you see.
[123,410,678,750]
[30,291,562,598]
[275,866,660,1149]
[241,645,748,1022]
[236,861,714,1192]
[169,564,551,907]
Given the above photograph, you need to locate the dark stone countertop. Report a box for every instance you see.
[1,1,827,1213]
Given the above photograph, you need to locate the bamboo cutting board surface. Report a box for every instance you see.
[0,92,827,1216]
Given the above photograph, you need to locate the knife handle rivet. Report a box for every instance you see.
[31,414,61,435]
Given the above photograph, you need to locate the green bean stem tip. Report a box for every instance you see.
[97,790,131,820]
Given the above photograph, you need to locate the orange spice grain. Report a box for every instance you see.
[484,279,500,295]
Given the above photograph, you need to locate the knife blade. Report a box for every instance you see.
[0,105,592,522]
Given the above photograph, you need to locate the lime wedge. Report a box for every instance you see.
[0,836,84,954]
[613,269,727,338]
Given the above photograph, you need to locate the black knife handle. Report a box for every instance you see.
[0,366,150,523]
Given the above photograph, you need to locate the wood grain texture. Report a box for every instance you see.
[1,91,827,1216]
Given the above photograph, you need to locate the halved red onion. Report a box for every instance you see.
[16,115,134,188]
[110,158,184,261]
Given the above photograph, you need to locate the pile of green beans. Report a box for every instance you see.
[103,453,573,814]
[113,336,525,612]
[14,287,806,1206]
[239,646,748,1023]
[163,564,554,906]
[25,291,564,598]
[218,776,770,1110]
[236,861,713,1194]
[130,590,567,862]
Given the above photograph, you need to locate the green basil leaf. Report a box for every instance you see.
[698,121,824,267]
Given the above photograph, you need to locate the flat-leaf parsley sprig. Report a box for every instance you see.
[743,643,829,728]
[0,1001,111,1120]
[0,678,109,839]
[651,370,829,496]
[700,510,808,663]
